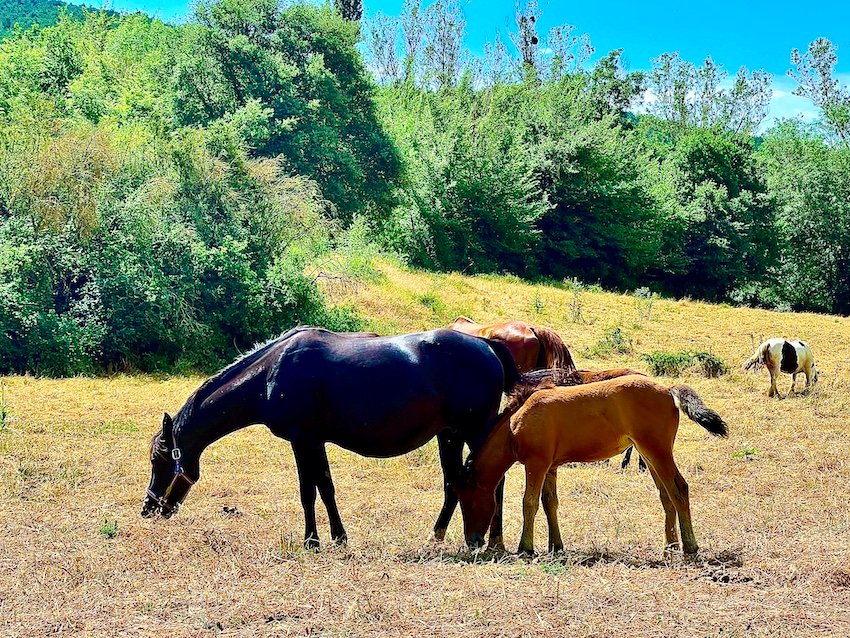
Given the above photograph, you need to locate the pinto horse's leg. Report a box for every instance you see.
[790,373,798,395]
[646,463,678,556]
[541,468,563,553]
[432,433,464,542]
[292,443,321,550]
[487,478,506,551]
[314,445,347,545]
[768,365,779,398]
[517,461,548,555]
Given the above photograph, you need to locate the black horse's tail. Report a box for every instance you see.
[484,338,520,393]
[670,385,729,437]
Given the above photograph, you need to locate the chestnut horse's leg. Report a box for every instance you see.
[541,468,563,553]
[487,477,506,551]
[646,464,678,555]
[432,433,464,542]
[314,445,347,544]
[292,443,321,550]
[517,461,548,555]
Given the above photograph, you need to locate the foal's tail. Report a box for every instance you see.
[670,386,729,438]
[530,326,576,372]
[742,341,769,372]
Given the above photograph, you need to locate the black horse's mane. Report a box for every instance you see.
[180,325,313,425]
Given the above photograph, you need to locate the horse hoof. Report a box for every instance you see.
[332,534,348,546]
[303,537,321,551]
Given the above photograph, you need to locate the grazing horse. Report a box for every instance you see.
[743,338,819,397]
[456,375,728,556]
[142,327,518,549]
[450,316,575,373]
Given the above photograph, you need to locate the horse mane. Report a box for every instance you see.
[187,325,312,417]
[530,326,576,372]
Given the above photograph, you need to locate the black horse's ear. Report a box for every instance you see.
[162,413,174,438]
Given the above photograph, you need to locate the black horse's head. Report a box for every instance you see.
[141,413,195,519]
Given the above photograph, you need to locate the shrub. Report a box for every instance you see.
[584,326,633,358]
[641,350,728,377]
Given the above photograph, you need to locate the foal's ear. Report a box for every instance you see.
[162,412,174,438]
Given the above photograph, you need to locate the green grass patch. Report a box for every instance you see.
[641,350,728,377]
[584,327,634,358]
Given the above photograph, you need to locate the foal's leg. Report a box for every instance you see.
[313,445,347,544]
[432,433,464,542]
[541,468,563,553]
[517,461,548,555]
[292,443,321,550]
[646,463,678,556]
[645,452,698,556]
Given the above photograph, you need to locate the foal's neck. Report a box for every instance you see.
[474,416,517,491]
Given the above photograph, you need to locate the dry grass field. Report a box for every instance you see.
[2,260,849,637]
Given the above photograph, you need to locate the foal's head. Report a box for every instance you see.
[455,457,498,550]
[141,413,195,519]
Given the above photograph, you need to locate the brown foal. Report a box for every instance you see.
[457,375,728,556]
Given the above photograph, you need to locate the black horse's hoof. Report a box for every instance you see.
[303,536,321,551]
[331,533,348,546]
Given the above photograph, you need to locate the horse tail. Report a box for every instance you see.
[484,338,521,393]
[742,341,769,372]
[530,326,576,372]
[670,386,728,438]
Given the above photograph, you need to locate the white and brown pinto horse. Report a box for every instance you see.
[743,338,819,397]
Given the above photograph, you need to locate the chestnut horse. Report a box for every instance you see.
[142,327,519,549]
[450,316,575,373]
[457,375,728,556]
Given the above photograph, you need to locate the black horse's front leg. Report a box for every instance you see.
[487,477,506,551]
[433,432,464,541]
[292,444,320,549]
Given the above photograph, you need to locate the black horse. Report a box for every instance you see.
[142,326,518,548]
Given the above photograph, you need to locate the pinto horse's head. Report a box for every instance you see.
[141,413,195,519]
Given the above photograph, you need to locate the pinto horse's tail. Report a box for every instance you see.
[742,341,769,372]
[530,326,576,372]
[484,338,521,393]
[670,386,729,438]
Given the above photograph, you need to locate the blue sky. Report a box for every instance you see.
[70,0,850,125]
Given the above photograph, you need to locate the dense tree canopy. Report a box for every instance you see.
[1,0,850,376]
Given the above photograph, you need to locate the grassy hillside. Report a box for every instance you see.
[1,261,849,635]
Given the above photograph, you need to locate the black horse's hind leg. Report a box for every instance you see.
[314,445,347,545]
[292,443,320,549]
[621,445,634,470]
[433,433,464,541]
[621,446,647,472]
[487,477,506,551]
